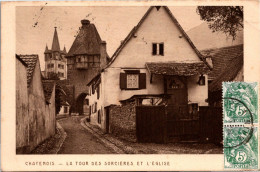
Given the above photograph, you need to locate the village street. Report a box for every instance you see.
[57,116,115,154]
[31,115,222,154]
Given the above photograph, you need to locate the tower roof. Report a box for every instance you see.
[44,44,49,53]
[67,20,102,56]
[63,46,67,53]
[51,27,61,51]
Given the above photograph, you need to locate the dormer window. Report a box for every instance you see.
[152,43,164,56]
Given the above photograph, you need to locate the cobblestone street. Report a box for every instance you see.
[57,116,115,154]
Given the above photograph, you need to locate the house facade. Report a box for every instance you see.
[16,54,56,153]
[87,6,211,132]
[44,27,67,80]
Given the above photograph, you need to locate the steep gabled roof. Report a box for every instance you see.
[51,27,61,51]
[209,53,243,92]
[105,6,210,69]
[18,54,39,87]
[67,20,102,56]
[201,44,243,80]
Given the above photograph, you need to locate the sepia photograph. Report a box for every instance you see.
[15,5,244,155]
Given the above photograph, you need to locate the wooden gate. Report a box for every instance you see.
[136,106,167,143]
[136,105,222,144]
[166,105,199,141]
[199,106,222,143]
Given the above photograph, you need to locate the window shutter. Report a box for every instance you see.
[159,43,164,55]
[92,84,95,94]
[139,73,146,89]
[152,43,157,55]
[97,85,100,99]
[120,73,127,89]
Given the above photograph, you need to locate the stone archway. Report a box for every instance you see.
[76,93,87,115]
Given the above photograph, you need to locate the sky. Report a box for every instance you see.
[16,6,204,70]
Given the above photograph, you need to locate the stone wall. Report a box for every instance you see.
[16,58,29,153]
[16,60,56,153]
[109,101,137,142]
[27,62,56,152]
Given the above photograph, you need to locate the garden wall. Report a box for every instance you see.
[109,102,137,142]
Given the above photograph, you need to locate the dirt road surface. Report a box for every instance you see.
[58,116,115,154]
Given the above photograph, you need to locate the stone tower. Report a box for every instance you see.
[66,19,108,114]
[44,27,67,80]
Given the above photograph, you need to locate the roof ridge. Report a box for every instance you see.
[201,44,243,52]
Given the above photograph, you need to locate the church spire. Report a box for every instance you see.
[63,45,67,53]
[44,44,49,53]
[51,27,60,51]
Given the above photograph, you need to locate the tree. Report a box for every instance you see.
[196,6,243,40]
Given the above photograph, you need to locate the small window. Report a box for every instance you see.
[152,43,164,56]
[92,104,95,113]
[97,84,100,99]
[97,110,101,124]
[64,107,68,113]
[127,74,139,89]
[85,99,89,105]
[92,84,95,94]
[95,102,97,112]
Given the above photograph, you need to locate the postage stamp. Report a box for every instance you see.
[223,82,258,169]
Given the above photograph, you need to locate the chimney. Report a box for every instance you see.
[81,19,90,26]
[100,41,107,68]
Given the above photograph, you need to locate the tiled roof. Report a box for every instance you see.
[209,53,243,92]
[201,44,243,80]
[18,54,39,87]
[146,62,210,76]
[16,54,28,67]
[67,21,102,56]
[105,6,211,69]
[42,80,55,103]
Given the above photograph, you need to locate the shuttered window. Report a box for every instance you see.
[120,71,146,90]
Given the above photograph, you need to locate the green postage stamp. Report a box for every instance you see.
[223,82,258,169]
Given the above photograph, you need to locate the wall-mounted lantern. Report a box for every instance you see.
[198,74,205,85]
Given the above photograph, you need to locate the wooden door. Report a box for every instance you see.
[167,77,188,106]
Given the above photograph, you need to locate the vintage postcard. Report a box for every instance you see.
[1,0,260,171]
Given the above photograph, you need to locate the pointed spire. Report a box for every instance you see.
[44,44,49,53]
[51,27,60,51]
[63,45,67,53]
